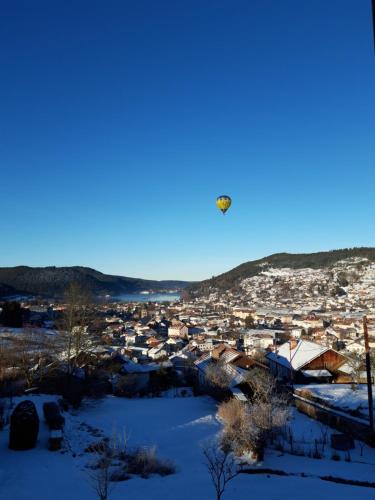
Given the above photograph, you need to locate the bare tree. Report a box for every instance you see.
[203,440,240,500]
[246,368,277,402]
[346,352,364,390]
[204,360,232,399]
[11,329,50,388]
[58,283,93,375]
[245,369,290,457]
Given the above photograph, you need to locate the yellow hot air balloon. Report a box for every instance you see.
[216,195,232,214]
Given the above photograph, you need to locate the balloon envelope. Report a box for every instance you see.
[216,195,232,214]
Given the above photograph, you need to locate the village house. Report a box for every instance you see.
[243,331,275,355]
[168,321,188,339]
[191,337,214,352]
[266,339,349,384]
[148,345,168,360]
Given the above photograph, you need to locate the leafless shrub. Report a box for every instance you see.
[205,361,232,394]
[219,370,289,460]
[0,400,5,430]
[286,426,294,454]
[86,430,128,498]
[202,440,240,500]
[245,369,290,453]
[85,439,110,454]
[113,374,142,397]
[126,446,176,478]
[318,422,329,453]
[312,439,322,459]
[346,352,364,390]
[358,441,365,457]
[219,398,258,457]
[218,398,245,428]
[87,440,115,500]
[217,370,290,461]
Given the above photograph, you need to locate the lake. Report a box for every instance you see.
[113,292,181,303]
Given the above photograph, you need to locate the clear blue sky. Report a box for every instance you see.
[1,0,374,280]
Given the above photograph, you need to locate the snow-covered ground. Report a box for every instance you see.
[1,395,375,499]
[0,327,58,336]
[297,384,375,414]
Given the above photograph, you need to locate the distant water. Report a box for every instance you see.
[114,292,180,303]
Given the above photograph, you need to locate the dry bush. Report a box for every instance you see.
[218,370,291,461]
[218,398,261,457]
[86,431,175,488]
[246,370,290,452]
[205,361,232,389]
[218,398,245,428]
[126,446,176,478]
[113,374,142,397]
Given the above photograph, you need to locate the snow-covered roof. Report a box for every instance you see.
[337,362,354,375]
[223,363,246,387]
[121,358,171,374]
[220,349,241,364]
[301,369,332,378]
[194,353,212,371]
[266,340,329,370]
[231,387,248,401]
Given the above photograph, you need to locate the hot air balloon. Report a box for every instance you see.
[216,195,232,215]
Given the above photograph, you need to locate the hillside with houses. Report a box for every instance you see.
[189,249,375,312]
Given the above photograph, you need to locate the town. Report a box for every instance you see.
[1,255,375,499]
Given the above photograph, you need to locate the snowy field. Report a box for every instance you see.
[1,395,375,499]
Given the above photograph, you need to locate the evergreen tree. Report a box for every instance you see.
[0,301,23,327]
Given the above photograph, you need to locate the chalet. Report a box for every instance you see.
[266,339,348,383]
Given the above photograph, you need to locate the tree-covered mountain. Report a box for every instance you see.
[188,247,375,296]
[0,266,190,298]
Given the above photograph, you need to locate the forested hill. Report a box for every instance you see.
[188,248,375,295]
[0,266,190,298]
